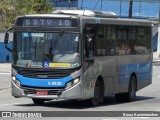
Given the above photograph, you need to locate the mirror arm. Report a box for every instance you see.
[6,27,13,33]
[5,45,12,52]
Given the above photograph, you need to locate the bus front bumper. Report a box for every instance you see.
[11,80,82,100]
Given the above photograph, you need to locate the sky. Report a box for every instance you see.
[78,0,160,17]
[50,0,160,18]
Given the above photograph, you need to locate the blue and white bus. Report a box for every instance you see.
[4,10,153,106]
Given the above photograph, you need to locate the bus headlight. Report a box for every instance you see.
[73,78,79,84]
[12,76,16,81]
[65,78,80,90]
[12,76,21,87]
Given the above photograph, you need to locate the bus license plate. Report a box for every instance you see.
[36,90,48,95]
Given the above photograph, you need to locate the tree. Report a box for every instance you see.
[129,0,133,18]
[0,0,53,32]
[0,0,14,31]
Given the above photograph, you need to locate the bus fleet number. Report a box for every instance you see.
[48,81,62,86]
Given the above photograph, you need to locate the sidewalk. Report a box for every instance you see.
[0,63,11,90]
[153,52,160,63]
[0,63,11,73]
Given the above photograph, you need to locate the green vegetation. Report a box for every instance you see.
[0,0,53,32]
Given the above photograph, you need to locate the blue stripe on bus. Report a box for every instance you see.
[16,74,73,87]
[117,63,151,75]
[117,62,152,83]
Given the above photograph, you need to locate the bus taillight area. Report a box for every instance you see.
[11,75,82,100]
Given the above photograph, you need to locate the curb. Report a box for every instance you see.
[0,70,11,73]
[153,60,160,63]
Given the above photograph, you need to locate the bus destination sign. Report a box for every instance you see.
[20,18,75,27]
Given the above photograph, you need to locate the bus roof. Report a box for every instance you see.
[19,10,117,19]
[53,10,117,17]
[17,10,154,26]
[19,14,76,18]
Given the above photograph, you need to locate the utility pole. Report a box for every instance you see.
[158,3,160,59]
[68,0,70,10]
[81,0,84,9]
[101,0,102,11]
[139,1,141,17]
[129,0,133,18]
[76,0,78,9]
[120,0,122,16]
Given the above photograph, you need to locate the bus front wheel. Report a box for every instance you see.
[91,79,104,106]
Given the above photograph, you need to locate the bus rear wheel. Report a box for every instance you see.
[32,98,45,105]
[91,79,104,106]
[126,75,137,102]
[115,75,137,102]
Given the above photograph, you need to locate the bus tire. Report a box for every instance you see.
[32,98,45,105]
[125,75,137,102]
[91,79,104,106]
[115,75,137,102]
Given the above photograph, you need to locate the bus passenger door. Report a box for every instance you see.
[83,34,96,99]
[84,34,95,69]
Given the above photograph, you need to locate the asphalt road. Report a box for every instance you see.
[0,63,160,120]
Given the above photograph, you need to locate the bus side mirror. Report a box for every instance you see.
[84,34,94,60]
[4,32,9,44]
[4,27,13,52]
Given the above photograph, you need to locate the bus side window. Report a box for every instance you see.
[84,34,94,59]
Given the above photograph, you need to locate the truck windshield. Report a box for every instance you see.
[13,32,80,68]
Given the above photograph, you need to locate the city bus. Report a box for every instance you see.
[4,10,153,106]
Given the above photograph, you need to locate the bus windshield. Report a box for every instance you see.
[13,32,81,68]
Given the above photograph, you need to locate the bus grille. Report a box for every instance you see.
[22,86,64,95]
[18,70,67,79]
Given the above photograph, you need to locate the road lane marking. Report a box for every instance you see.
[0,104,14,107]
[0,103,22,107]
[101,119,119,120]
[0,72,11,75]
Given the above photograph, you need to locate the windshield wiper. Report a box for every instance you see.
[49,30,64,60]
